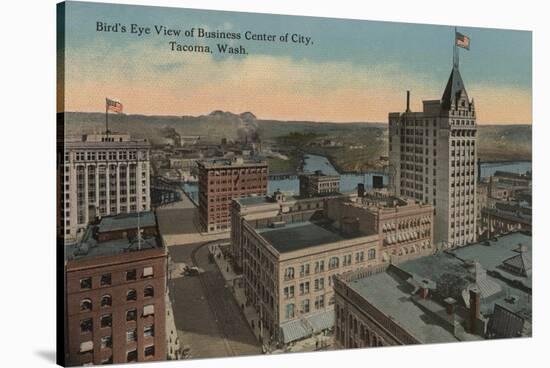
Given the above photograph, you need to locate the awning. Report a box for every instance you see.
[308,309,335,333]
[80,341,93,353]
[143,267,153,277]
[280,318,311,344]
[143,304,154,316]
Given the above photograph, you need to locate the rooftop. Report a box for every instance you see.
[198,157,267,169]
[344,232,532,342]
[66,212,162,263]
[97,212,157,234]
[235,195,273,206]
[348,271,460,344]
[66,235,161,262]
[256,220,363,253]
[451,232,532,289]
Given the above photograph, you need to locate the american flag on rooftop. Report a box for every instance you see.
[456,32,470,50]
[106,98,123,113]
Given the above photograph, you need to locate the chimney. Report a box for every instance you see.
[444,297,456,315]
[469,288,481,333]
[419,286,429,299]
[357,183,365,198]
[406,90,411,112]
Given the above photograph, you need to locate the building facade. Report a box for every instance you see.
[389,63,478,248]
[327,191,434,264]
[64,213,166,366]
[240,216,380,345]
[231,190,434,344]
[299,171,340,197]
[198,157,268,233]
[58,132,151,242]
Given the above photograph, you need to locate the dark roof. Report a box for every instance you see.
[97,212,157,233]
[256,221,359,253]
[441,66,469,110]
[66,234,161,262]
[235,196,272,206]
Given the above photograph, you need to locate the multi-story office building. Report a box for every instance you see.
[299,171,340,198]
[64,212,166,366]
[58,132,151,242]
[333,232,532,349]
[327,190,434,264]
[231,189,434,345]
[198,157,268,233]
[230,191,345,271]
[239,211,380,345]
[389,62,478,248]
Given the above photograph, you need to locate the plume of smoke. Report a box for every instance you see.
[237,112,260,144]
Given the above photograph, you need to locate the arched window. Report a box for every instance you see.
[101,294,112,307]
[80,298,92,312]
[126,308,137,321]
[127,289,137,301]
[80,318,93,333]
[144,285,154,298]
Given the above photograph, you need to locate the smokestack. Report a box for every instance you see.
[469,288,481,333]
[406,90,411,112]
[444,297,456,315]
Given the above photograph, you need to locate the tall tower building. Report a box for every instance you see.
[58,132,151,242]
[388,59,477,248]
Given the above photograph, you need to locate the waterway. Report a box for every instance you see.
[182,154,532,203]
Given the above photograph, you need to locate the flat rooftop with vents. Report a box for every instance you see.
[336,231,532,343]
[254,219,373,255]
[65,211,163,264]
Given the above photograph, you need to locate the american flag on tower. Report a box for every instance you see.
[455,32,470,50]
[106,98,123,113]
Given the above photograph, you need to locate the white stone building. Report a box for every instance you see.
[388,63,478,248]
[58,132,151,241]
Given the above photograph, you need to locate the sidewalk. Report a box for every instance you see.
[165,289,183,359]
[209,244,272,351]
[209,244,335,353]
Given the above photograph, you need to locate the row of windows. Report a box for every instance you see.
[80,311,154,336]
[284,295,334,319]
[71,150,148,162]
[206,167,268,176]
[283,278,327,298]
[80,287,154,312]
[283,250,376,280]
[79,267,153,290]
[79,342,155,364]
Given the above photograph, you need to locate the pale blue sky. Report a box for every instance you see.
[60,1,532,123]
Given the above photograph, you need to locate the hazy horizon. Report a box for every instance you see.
[62,110,532,126]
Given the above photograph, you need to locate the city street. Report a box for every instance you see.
[167,241,261,359]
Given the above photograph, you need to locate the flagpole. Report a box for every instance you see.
[453,27,459,69]
[105,98,109,135]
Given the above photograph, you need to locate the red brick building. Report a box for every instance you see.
[198,157,268,233]
[64,213,166,366]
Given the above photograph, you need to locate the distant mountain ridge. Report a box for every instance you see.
[62,111,532,162]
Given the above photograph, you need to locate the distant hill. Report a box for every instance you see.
[62,111,531,163]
